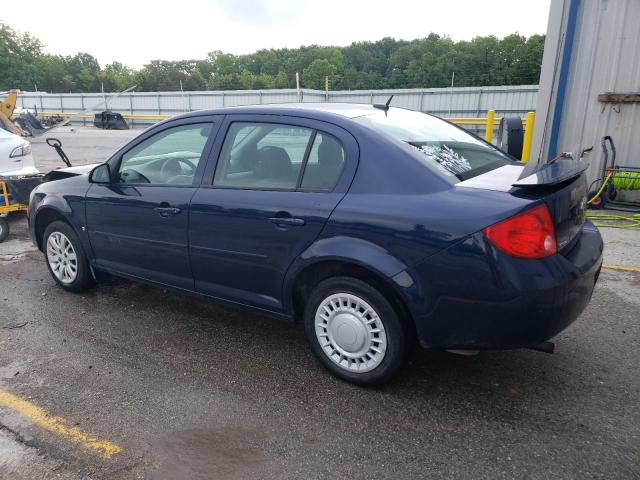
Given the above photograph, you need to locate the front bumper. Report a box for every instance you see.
[400,221,603,349]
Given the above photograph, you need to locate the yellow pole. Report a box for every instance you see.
[484,109,495,143]
[521,111,535,163]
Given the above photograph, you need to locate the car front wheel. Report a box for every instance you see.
[43,221,94,292]
[304,276,407,386]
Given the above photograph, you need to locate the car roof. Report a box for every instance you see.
[176,102,382,120]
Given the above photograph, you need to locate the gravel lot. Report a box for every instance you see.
[0,127,639,479]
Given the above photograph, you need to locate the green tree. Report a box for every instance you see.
[101,62,138,91]
[64,52,101,91]
[302,59,337,89]
[139,60,207,91]
[0,23,43,90]
[1,20,546,93]
[33,55,74,92]
[273,71,290,88]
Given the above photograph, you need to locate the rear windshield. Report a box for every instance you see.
[354,109,514,181]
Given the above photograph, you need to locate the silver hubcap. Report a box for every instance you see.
[46,232,78,284]
[315,293,387,373]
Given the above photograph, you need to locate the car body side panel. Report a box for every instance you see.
[80,115,222,290]
[281,235,411,314]
[28,174,92,252]
[85,184,198,289]
[395,221,603,349]
[190,189,345,311]
[0,129,38,176]
[190,114,360,312]
[319,187,536,274]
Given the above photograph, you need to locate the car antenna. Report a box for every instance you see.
[373,95,394,115]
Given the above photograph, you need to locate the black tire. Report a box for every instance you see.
[498,117,524,160]
[43,220,94,292]
[0,218,9,243]
[304,276,407,386]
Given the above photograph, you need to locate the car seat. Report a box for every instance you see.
[255,146,294,187]
[307,136,344,189]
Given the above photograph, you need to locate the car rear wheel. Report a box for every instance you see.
[304,276,406,386]
[43,221,94,292]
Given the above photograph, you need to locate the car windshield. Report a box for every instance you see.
[354,109,514,181]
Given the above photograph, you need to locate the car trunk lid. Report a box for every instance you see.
[458,160,589,253]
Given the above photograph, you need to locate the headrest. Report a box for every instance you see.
[236,143,258,171]
[318,136,343,168]
[256,146,292,178]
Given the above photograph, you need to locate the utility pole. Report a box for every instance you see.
[325,75,329,102]
[448,72,455,116]
[179,79,187,112]
[101,82,108,110]
[295,72,301,102]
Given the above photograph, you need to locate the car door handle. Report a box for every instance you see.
[154,206,181,216]
[269,216,305,227]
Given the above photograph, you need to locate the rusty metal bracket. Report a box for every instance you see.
[598,92,640,104]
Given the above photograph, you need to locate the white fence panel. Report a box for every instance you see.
[18,85,538,126]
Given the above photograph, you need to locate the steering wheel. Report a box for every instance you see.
[159,158,196,180]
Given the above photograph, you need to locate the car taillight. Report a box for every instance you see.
[9,142,31,158]
[482,204,557,259]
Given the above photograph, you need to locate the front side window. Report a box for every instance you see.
[118,123,212,185]
[354,109,513,181]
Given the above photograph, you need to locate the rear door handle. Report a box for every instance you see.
[154,206,181,217]
[269,216,305,227]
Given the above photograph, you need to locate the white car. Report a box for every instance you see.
[0,128,39,176]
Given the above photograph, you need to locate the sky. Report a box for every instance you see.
[2,0,551,68]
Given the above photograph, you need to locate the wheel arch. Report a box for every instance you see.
[286,258,416,339]
[34,206,74,251]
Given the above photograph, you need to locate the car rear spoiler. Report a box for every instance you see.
[512,160,588,188]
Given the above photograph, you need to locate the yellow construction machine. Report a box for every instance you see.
[0,89,23,135]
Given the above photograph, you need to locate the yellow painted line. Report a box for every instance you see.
[0,389,121,459]
[602,263,640,272]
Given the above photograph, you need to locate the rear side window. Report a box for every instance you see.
[354,109,513,181]
[213,122,345,191]
[301,133,345,190]
[214,123,311,189]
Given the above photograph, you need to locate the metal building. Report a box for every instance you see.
[531,0,640,184]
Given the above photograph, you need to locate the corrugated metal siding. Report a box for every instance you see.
[534,0,640,183]
[327,86,538,117]
[18,85,538,125]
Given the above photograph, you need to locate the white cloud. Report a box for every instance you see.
[1,0,551,68]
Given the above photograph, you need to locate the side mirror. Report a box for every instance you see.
[89,163,111,184]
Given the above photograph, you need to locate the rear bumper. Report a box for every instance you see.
[400,221,603,349]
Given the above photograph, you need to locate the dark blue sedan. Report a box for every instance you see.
[28,104,603,385]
